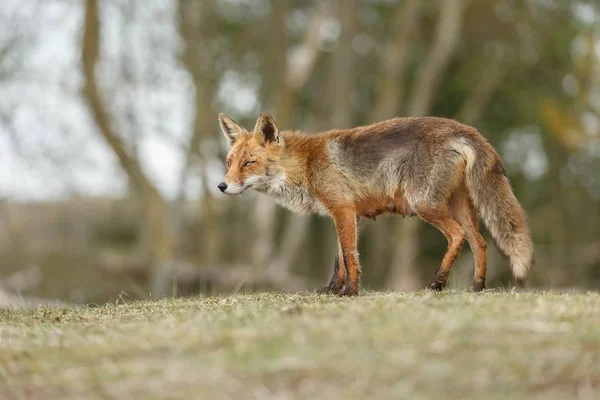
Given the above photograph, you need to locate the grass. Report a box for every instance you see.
[1,290,599,400]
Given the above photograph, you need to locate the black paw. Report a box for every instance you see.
[428,280,446,291]
[470,280,486,292]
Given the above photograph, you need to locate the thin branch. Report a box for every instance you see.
[330,0,356,128]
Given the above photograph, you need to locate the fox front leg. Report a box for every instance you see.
[331,209,361,296]
[317,254,346,295]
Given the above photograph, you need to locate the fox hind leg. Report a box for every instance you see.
[413,205,466,291]
[449,189,488,291]
[406,154,467,290]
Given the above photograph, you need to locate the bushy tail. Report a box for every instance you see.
[462,136,534,284]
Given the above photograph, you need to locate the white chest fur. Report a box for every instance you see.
[265,175,328,216]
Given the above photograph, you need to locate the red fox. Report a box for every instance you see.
[218,112,534,296]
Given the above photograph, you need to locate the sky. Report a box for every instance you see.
[0,1,196,201]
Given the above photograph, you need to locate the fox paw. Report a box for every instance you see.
[428,280,446,291]
[339,285,359,297]
[470,280,486,292]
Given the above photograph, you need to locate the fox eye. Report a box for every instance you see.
[243,161,255,167]
[226,160,231,167]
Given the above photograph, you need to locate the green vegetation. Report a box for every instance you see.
[2,291,599,399]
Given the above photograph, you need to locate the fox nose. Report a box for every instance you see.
[218,182,227,193]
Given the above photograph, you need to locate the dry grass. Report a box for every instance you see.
[1,290,599,400]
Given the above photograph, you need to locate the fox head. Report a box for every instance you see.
[218,112,284,195]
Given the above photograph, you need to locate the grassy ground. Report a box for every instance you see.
[1,290,599,400]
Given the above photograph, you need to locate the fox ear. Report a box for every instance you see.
[254,112,281,146]
[219,113,246,147]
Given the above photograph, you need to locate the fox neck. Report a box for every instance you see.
[259,133,327,215]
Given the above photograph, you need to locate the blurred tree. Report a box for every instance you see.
[1,0,599,302]
[252,0,331,279]
[177,0,223,265]
[82,0,174,296]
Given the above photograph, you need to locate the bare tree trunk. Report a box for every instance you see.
[177,0,211,201]
[252,200,278,269]
[371,0,421,122]
[268,213,312,277]
[330,0,355,128]
[254,1,330,272]
[251,0,289,269]
[387,218,422,291]
[82,0,173,297]
[389,0,466,291]
[406,0,466,117]
[271,0,294,126]
[269,0,351,277]
[176,0,222,265]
